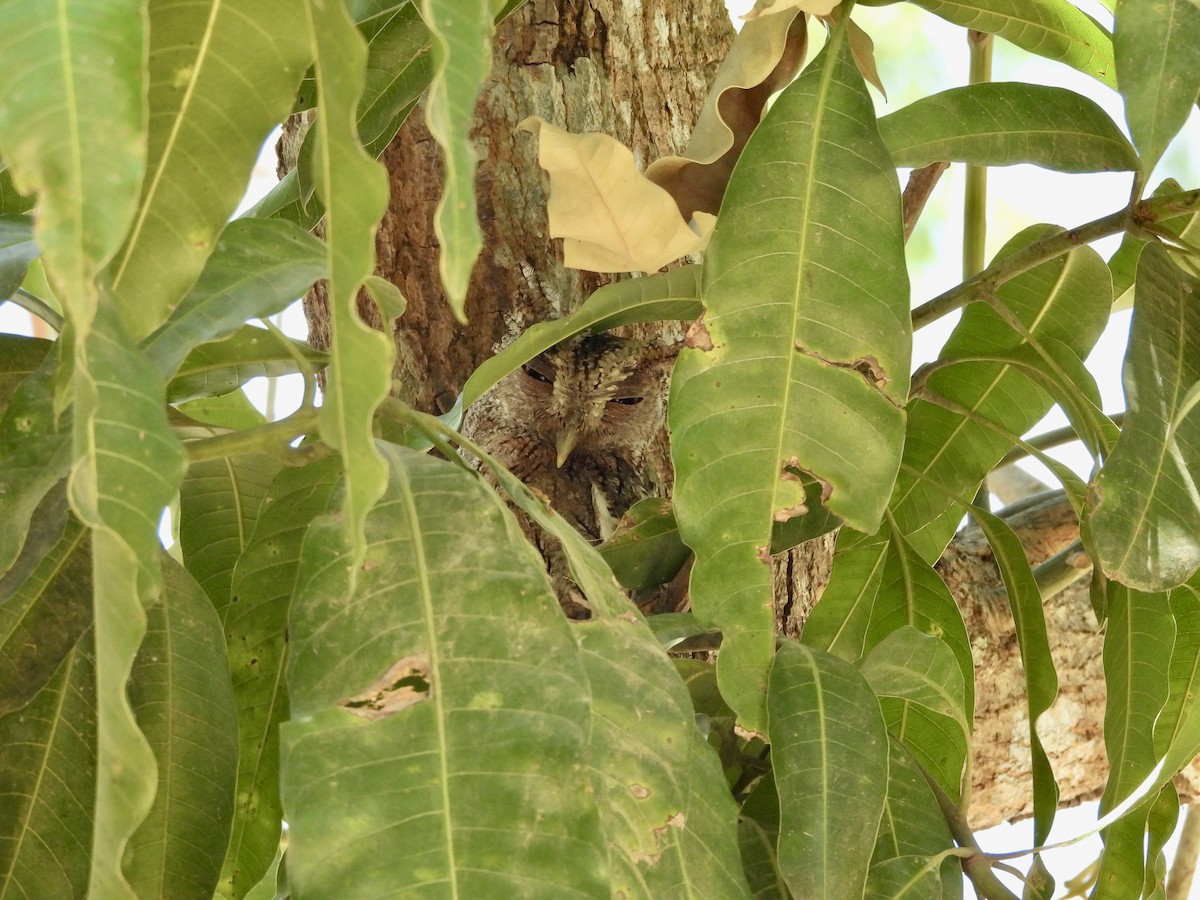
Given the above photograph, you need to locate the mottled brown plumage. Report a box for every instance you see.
[462,333,675,615]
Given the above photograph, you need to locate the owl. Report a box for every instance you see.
[461,332,677,616]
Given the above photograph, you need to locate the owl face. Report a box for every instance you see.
[509,334,673,466]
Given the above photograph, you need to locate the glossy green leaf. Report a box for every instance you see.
[880,82,1136,172]
[217,456,341,899]
[0,214,37,301]
[106,0,311,339]
[166,325,326,404]
[910,0,1116,87]
[671,29,909,731]
[895,225,1111,562]
[462,266,701,409]
[124,558,239,899]
[1086,243,1200,591]
[282,445,610,896]
[305,0,394,573]
[0,633,96,898]
[179,453,282,616]
[768,641,889,899]
[419,0,495,315]
[597,498,691,591]
[969,506,1059,845]
[0,500,90,717]
[1093,583,1174,899]
[0,0,144,326]
[141,218,326,381]
[1115,0,1200,173]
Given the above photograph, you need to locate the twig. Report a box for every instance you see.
[902,161,950,243]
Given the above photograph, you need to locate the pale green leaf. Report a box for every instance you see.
[282,445,610,896]
[306,0,394,573]
[801,528,890,661]
[768,641,889,899]
[859,626,968,740]
[106,0,312,339]
[1115,0,1200,174]
[894,224,1111,562]
[217,457,342,899]
[0,214,37,301]
[1085,243,1200,591]
[166,325,326,404]
[672,28,909,731]
[0,633,96,898]
[124,558,239,899]
[1093,583,1174,899]
[141,218,327,381]
[0,0,145,323]
[910,0,1116,87]
[419,0,494,315]
[364,274,407,323]
[880,83,1137,171]
[462,266,701,409]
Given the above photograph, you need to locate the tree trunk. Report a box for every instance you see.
[297,0,1193,833]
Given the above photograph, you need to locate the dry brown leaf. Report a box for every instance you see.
[645,8,809,220]
[837,14,886,98]
[520,117,715,273]
[742,0,841,20]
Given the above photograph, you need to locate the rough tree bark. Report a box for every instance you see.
[295,0,1195,832]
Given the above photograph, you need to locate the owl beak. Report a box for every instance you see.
[556,425,579,467]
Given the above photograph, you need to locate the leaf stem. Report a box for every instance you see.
[183,408,324,465]
[10,287,63,332]
[963,29,992,279]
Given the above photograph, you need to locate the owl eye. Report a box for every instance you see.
[609,396,643,406]
[521,364,552,384]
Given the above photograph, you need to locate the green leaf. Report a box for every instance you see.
[671,29,909,732]
[1085,243,1200,591]
[597,498,692,591]
[0,214,37,301]
[218,456,342,899]
[141,218,327,382]
[801,528,890,661]
[1115,0,1200,174]
[894,224,1111,562]
[0,163,34,216]
[179,453,282,617]
[419,0,495,316]
[166,324,326,404]
[968,507,1059,845]
[124,558,239,899]
[859,626,969,740]
[1093,582,1174,899]
[910,0,1116,88]
[0,0,145,325]
[0,498,91,717]
[104,0,311,339]
[0,333,50,417]
[865,855,947,899]
[461,266,701,409]
[282,445,610,896]
[768,641,889,899]
[0,633,96,898]
[305,0,394,573]
[879,83,1137,172]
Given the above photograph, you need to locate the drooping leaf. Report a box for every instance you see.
[217,456,342,899]
[305,0,394,573]
[1085,242,1200,591]
[1114,0,1200,174]
[419,0,495,315]
[141,218,327,381]
[879,83,1137,172]
[671,26,909,731]
[768,641,889,899]
[461,265,701,408]
[123,558,239,899]
[910,0,1116,87]
[0,497,90,717]
[0,214,37,301]
[895,224,1111,562]
[282,445,610,896]
[105,0,312,339]
[166,325,326,404]
[0,633,96,898]
[1093,582,1174,899]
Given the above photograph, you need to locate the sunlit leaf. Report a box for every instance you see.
[768,641,889,899]
[879,83,1137,172]
[802,528,890,661]
[671,26,909,731]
